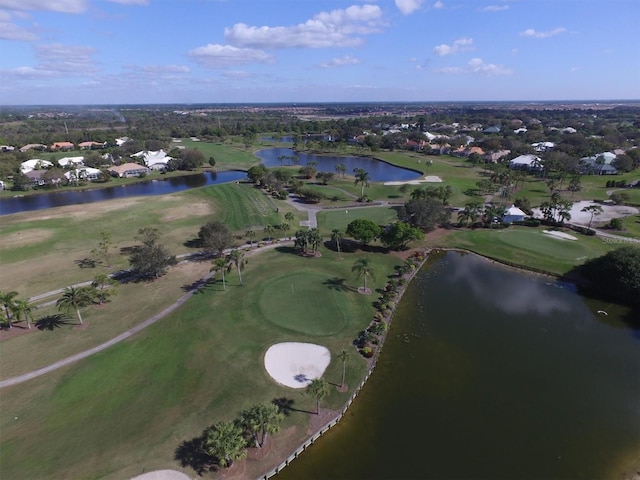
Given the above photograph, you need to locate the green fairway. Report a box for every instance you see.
[316,206,398,235]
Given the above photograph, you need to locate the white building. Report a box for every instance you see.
[509,154,543,170]
[20,159,53,173]
[58,156,85,168]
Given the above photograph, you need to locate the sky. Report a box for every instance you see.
[0,0,639,105]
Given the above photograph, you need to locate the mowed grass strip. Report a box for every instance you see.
[0,248,400,480]
[316,206,398,235]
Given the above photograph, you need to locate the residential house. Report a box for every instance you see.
[51,141,74,150]
[502,205,527,224]
[509,154,543,171]
[115,137,132,146]
[109,163,150,178]
[484,150,511,163]
[0,145,15,152]
[579,152,618,175]
[482,125,501,134]
[131,149,173,170]
[58,156,85,168]
[513,127,528,134]
[19,143,47,152]
[78,141,105,149]
[20,159,53,173]
[65,167,102,182]
[531,142,555,152]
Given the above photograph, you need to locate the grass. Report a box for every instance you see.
[316,206,398,236]
[0,247,400,480]
[174,139,260,170]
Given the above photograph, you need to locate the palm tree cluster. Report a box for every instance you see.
[294,228,322,256]
[0,290,35,329]
[457,201,507,228]
[210,248,247,288]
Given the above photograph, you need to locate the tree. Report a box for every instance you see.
[91,274,119,304]
[247,164,267,184]
[239,402,284,448]
[579,246,640,308]
[352,257,376,293]
[353,168,370,200]
[284,211,295,224]
[211,257,228,290]
[400,197,450,232]
[337,349,350,388]
[245,229,255,246]
[12,298,35,329]
[91,231,115,267]
[306,377,330,414]
[581,204,604,230]
[203,421,247,468]
[335,163,347,178]
[129,227,177,280]
[226,249,246,286]
[279,222,290,239]
[0,290,18,328]
[567,175,582,196]
[308,228,321,254]
[331,229,343,258]
[379,222,424,250]
[56,286,93,325]
[198,221,233,256]
[458,201,483,227]
[346,219,381,246]
[264,224,275,242]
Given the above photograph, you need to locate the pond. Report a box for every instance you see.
[0,170,247,216]
[255,148,422,182]
[276,251,640,479]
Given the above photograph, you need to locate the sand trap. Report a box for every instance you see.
[543,230,577,241]
[384,175,443,186]
[532,201,639,226]
[264,342,331,389]
[131,470,191,480]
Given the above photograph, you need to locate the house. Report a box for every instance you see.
[531,142,555,152]
[131,150,173,170]
[562,127,577,134]
[51,141,74,150]
[502,205,527,224]
[65,167,102,182]
[115,137,132,146]
[25,170,49,186]
[20,159,53,173]
[109,163,150,178]
[513,127,528,134]
[579,152,618,175]
[0,145,15,152]
[19,143,47,152]
[484,150,511,163]
[509,154,542,171]
[78,141,105,149]
[482,126,501,134]
[58,156,85,168]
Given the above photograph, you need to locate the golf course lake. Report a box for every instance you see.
[256,147,422,182]
[0,170,247,215]
[276,251,640,479]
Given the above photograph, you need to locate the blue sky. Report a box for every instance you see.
[1,0,638,105]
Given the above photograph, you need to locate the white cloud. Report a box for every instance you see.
[0,21,37,40]
[106,0,149,4]
[520,27,566,39]
[189,44,274,67]
[319,55,361,68]
[433,1,444,9]
[224,4,384,49]
[221,70,254,80]
[124,64,190,74]
[395,0,424,15]
[433,37,473,56]
[35,43,98,73]
[481,5,509,12]
[437,57,512,76]
[0,0,87,13]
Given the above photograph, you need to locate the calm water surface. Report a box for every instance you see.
[0,170,246,215]
[256,148,421,182]
[277,252,640,479]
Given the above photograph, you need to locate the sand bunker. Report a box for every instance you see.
[543,230,577,241]
[384,175,443,186]
[264,342,331,389]
[130,470,191,480]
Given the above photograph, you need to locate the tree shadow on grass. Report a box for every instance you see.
[174,435,217,476]
[182,277,218,294]
[275,245,299,256]
[272,397,314,415]
[323,277,355,293]
[75,258,98,269]
[36,314,72,331]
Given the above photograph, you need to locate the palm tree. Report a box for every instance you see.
[239,402,284,448]
[56,286,93,325]
[337,349,350,388]
[245,229,255,247]
[308,228,321,254]
[0,290,18,328]
[284,211,295,224]
[264,224,275,242]
[211,257,228,290]
[13,298,35,329]
[226,249,246,286]
[294,229,309,253]
[306,377,330,414]
[353,168,370,200]
[582,204,604,230]
[203,421,247,468]
[352,257,375,293]
[457,201,483,227]
[331,229,343,258]
[280,222,290,239]
[335,163,347,178]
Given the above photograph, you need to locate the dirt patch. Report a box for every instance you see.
[26,198,143,221]
[160,202,212,221]
[307,407,340,435]
[0,229,53,250]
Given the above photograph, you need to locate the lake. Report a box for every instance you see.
[0,170,247,216]
[276,251,640,479]
[255,148,422,182]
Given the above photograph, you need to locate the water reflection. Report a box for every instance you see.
[0,170,244,216]
[255,148,421,182]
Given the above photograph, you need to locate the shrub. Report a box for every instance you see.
[361,346,374,358]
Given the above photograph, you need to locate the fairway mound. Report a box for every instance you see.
[264,342,330,389]
[384,175,443,186]
[543,230,578,241]
[130,470,190,480]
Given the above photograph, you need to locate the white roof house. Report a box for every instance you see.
[531,142,555,152]
[132,150,173,170]
[115,137,131,146]
[20,159,53,173]
[509,154,542,170]
[580,152,618,174]
[64,167,102,181]
[503,205,527,224]
[58,156,85,168]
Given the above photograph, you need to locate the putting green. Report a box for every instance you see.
[257,271,349,335]
[496,229,590,260]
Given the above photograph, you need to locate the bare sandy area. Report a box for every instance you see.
[264,342,331,389]
[130,470,191,480]
[0,228,53,250]
[384,175,443,186]
[543,230,578,241]
[160,201,212,221]
[533,201,639,226]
